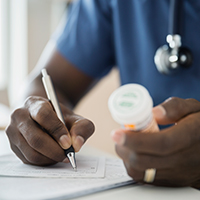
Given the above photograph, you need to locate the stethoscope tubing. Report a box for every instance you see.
[169,0,183,35]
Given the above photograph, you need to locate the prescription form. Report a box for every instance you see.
[0,153,134,200]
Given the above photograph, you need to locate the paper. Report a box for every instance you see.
[0,154,105,178]
[0,154,135,200]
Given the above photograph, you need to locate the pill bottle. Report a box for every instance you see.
[108,84,159,132]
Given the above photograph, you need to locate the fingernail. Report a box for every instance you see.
[62,157,69,163]
[153,105,166,118]
[59,135,71,149]
[111,130,125,145]
[73,136,85,152]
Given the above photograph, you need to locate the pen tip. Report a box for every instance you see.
[67,152,77,171]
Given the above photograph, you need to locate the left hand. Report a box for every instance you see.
[111,97,200,188]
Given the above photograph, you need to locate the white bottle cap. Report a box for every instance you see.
[108,84,153,129]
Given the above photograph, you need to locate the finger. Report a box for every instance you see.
[123,161,144,183]
[115,144,172,171]
[115,144,130,162]
[18,144,57,166]
[123,160,194,187]
[116,150,170,171]
[123,163,183,187]
[112,111,200,155]
[115,145,169,185]
[148,168,191,187]
[65,115,95,152]
[116,145,198,187]
[7,112,66,163]
[124,160,178,186]
[115,145,144,182]
[17,116,66,162]
[11,144,57,167]
[152,165,200,187]
[8,128,57,166]
[117,142,200,172]
[25,96,72,150]
[123,159,177,186]
[15,131,58,166]
[153,97,200,125]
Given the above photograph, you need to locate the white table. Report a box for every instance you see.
[0,131,200,200]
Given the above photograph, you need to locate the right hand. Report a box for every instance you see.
[6,96,95,166]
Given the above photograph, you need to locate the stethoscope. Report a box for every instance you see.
[154,0,193,75]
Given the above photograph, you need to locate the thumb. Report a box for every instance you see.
[153,97,200,125]
[70,118,95,152]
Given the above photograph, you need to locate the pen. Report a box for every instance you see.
[41,69,77,171]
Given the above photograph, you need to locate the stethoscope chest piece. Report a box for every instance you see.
[154,0,193,75]
[154,35,192,75]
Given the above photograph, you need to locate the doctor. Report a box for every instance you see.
[6,0,200,188]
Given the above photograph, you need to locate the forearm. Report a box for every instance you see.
[14,49,95,110]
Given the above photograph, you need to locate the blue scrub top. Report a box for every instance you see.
[57,0,200,106]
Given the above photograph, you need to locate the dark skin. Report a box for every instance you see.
[5,48,200,188]
[112,97,200,188]
[6,48,96,166]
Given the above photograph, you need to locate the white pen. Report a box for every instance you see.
[41,69,77,171]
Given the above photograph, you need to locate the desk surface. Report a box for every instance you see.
[0,131,199,200]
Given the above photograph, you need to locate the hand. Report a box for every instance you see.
[6,96,95,166]
[111,97,200,188]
